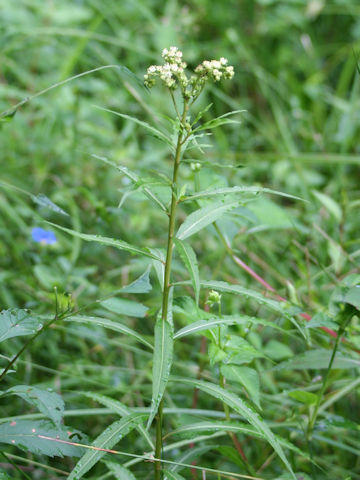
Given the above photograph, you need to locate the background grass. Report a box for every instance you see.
[0,0,359,479]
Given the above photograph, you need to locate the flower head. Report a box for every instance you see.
[32,227,57,245]
[144,47,234,96]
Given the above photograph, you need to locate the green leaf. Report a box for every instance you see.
[106,461,137,479]
[175,238,200,304]
[150,248,166,290]
[32,193,69,216]
[0,309,42,344]
[194,110,245,132]
[92,155,167,212]
[5,386,64,425]
[48,223,162,261]
[199,280,289,316]
[119,267,152,294]
[0,420,85,457]
[225,336,265,365]
[164,421,258,440]
[101,298,148,318]
[147,295,174,429]
[174,315,286,339]
[66,316,153,350]
[164,471,186,480]
[176,201,240,240]
[221,365,261,408]
[288,390,318,405]
[312,190,342,222]
[273,349,360,371]
[182,186,302,203]
[344,285,360,310]
[305,313,338,330]
[68,413,146,480]
[263,340,293,360]
[94,106,172,147]
[178,378,295,479]
[82,392,153,449]
[0,471,12,479]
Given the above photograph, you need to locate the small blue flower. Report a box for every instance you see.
[32,227,57,245]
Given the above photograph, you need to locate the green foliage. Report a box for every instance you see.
[0,1,359,479]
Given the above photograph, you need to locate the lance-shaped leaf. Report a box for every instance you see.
[32,193,69,216]
[176,201,240,240]
[119,267,152,294]
[0,420,85,457]
[5,385,64,425]
[164,421,258,440]
[105,461,137,479]
[182,186,302,202]
[175,238,200,304]
[0,309,42,343]
[199,280,286,314]
[83,392,153,449]
[273,349,360,371]
[147,291,174,429]
[193,110,244,132]
[178,378,296,479]
[150,248,166,290]
[48,223,162,261]
[221,365,261,409]
[93,155,167,212]
[164,471,186,480]
[101,298,148,318]
[174,315,287,340]
[94,106,173,147]
[66,316,153,350]
[68,413,146,480]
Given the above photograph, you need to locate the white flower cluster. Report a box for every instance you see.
[195,57,234,81]
[144,47,234,95]
[144,46,188,89]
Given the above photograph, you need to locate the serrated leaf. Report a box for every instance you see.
[5,385,64,425]
[66,316,153,350]
[288,390,318,405]
[175,238,200,304]
[0,420,85,457]
[48,223,162,261]
[147,295,174,429]
[106,461,137,479]
[150,248,166,290]
[178,378,295,479]
[119,267,152,293]
[83,392,153,449]
[32,193,69,216]
[273,349,360,371]
[68,413,146,480]
[101,298,148,318]
[263,340,293,360]
[94,106,172,147]
[182,186,302,203]
[221,365,261,408]
[174,315,286,339]
[0,309,42,343]
[176,201,240,240]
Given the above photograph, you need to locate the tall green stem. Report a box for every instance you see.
[154,98,188,480]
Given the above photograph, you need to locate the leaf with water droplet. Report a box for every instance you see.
[0,309,42,343]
